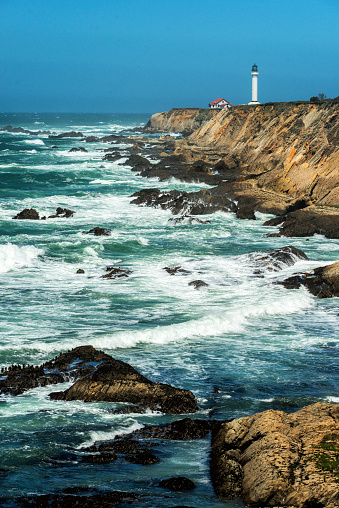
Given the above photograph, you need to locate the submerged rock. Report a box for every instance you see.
[12,208,40,220]
[69,147,88,152]
[163,266,190,276]
[102,266,132,279]
[188,280,208,289]
[48,207,75,218]
[84,227,112,236]
[17,490,138,507]
[159,477,196,491]
[210,402,339,507]
[125,450,160,465]
[280,260,339,298]
[248,245,308,274]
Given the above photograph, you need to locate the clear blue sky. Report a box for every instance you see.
[0,0,338,113]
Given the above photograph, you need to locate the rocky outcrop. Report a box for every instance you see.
[102,266,132,279]
[49,358,197,414]
[246,245,308,274]
[264,207,339,239]
[210,402,339,507]
[49,131,84,139]
[12,208,40,220]
[1,346,197,414]
[124,417,210,441]
[48,207,75,218]
[143,108,219,135]
[130,186,236,215]
[281,260,339,298]
[84,227,112,236]
[16,489,138,507]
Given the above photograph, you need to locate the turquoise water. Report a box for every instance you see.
[0,113,338,506]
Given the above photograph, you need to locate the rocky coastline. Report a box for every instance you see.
[3,102,339,507]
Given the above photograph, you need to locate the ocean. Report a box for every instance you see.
[0,112,338,507]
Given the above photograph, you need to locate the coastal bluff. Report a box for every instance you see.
[211,402,339,507]
[143,102,339,222]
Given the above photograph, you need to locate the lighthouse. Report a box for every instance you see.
[248,63,260,105]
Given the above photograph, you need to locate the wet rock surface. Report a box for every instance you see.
[210,402,339,508]
[163,266,190,276]
[48,207,75,218]
[130,185,236,216]
[1,345,197,414]
[69,147,88,152]
[280,260,339,298]
[126,418,210,441]
[16,489,138,507]
[159,477,196,491]
[84,226,112,236]
[264,208,339,239]
[247,245,308,274]
[12,208,40,220]
[42,348,198,414]
[188,280,209,289]
[102,266,132,279]
[49,131,84,139]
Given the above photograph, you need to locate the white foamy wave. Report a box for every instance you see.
[325,396,339,403]
[78,419,143,449]
[0,243,43,273]
[23,139,45,145]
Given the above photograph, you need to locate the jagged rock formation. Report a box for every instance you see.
[0,346,197,414]
[143,108,219,135]
[210,402,339,508]
[281,260,339,298]
[141,102,339,237]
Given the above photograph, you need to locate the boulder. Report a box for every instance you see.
[84,227,112,236]
[159,477,196,491]
[102,266,132,279]
[210,402,339,507]
[69,147,88,152]
[49,359,198,414]
[280,261,339,298]
[76,269,85,274]
[48,207,75,218]
[12,208,40,220]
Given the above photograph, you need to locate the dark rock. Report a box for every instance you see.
[0,125,52,136]
[102,152,123,162]
[236,196,256,220]
[125,450,161,465]
[159,477,196,491]
[49,353,198,414]
[17,490,138,507]
[102,267,132,279]
[48,207,75,218]
[125,154,152,171]
[49,131,84,139]
[81,452,117,463]
[188,280,208,289]
[51,145,58,148]
[280,261,339,298]
[264,208,339,239]
[82,136,100,142]
[0,345,114,396]
[127,418,210,441]
[12,208,40,220]
[87,438,152,455]
[247,245,308,274]
[168,215,211,225]
[131,186,236,216]
[84,227,112,236]
[69,147,88,152]
[163,266,190,276]
[76,269,85,274]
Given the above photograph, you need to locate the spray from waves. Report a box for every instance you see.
[77,419,144,449]
[0,243,44,273]
[22,139,45,145]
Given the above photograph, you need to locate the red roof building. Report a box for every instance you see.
[209,98,232,109]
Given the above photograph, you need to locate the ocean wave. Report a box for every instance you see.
[77,419,144,449]
[0,243,43,273]
[22,139,45,145]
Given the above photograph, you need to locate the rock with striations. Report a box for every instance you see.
[280,260,339,298]
[49,358,197,414]
[12,208,40,220]
[1,346,197,414]
[210,402,339,508]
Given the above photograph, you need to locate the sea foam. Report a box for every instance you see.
[0,243,43,273]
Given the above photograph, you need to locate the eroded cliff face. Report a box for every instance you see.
[182,102,339,207]
[143,108,219,135]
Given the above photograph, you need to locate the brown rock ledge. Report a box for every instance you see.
[210,402,339,507]
[280,260,339,298]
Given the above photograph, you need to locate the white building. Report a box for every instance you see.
[248,64,260,105]
[209,98,232,109]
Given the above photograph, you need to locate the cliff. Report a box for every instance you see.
[143,108,219,135]
[178,101,339,208]
[211,402,339,507]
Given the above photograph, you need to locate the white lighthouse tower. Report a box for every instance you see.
[248,63,260,105]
